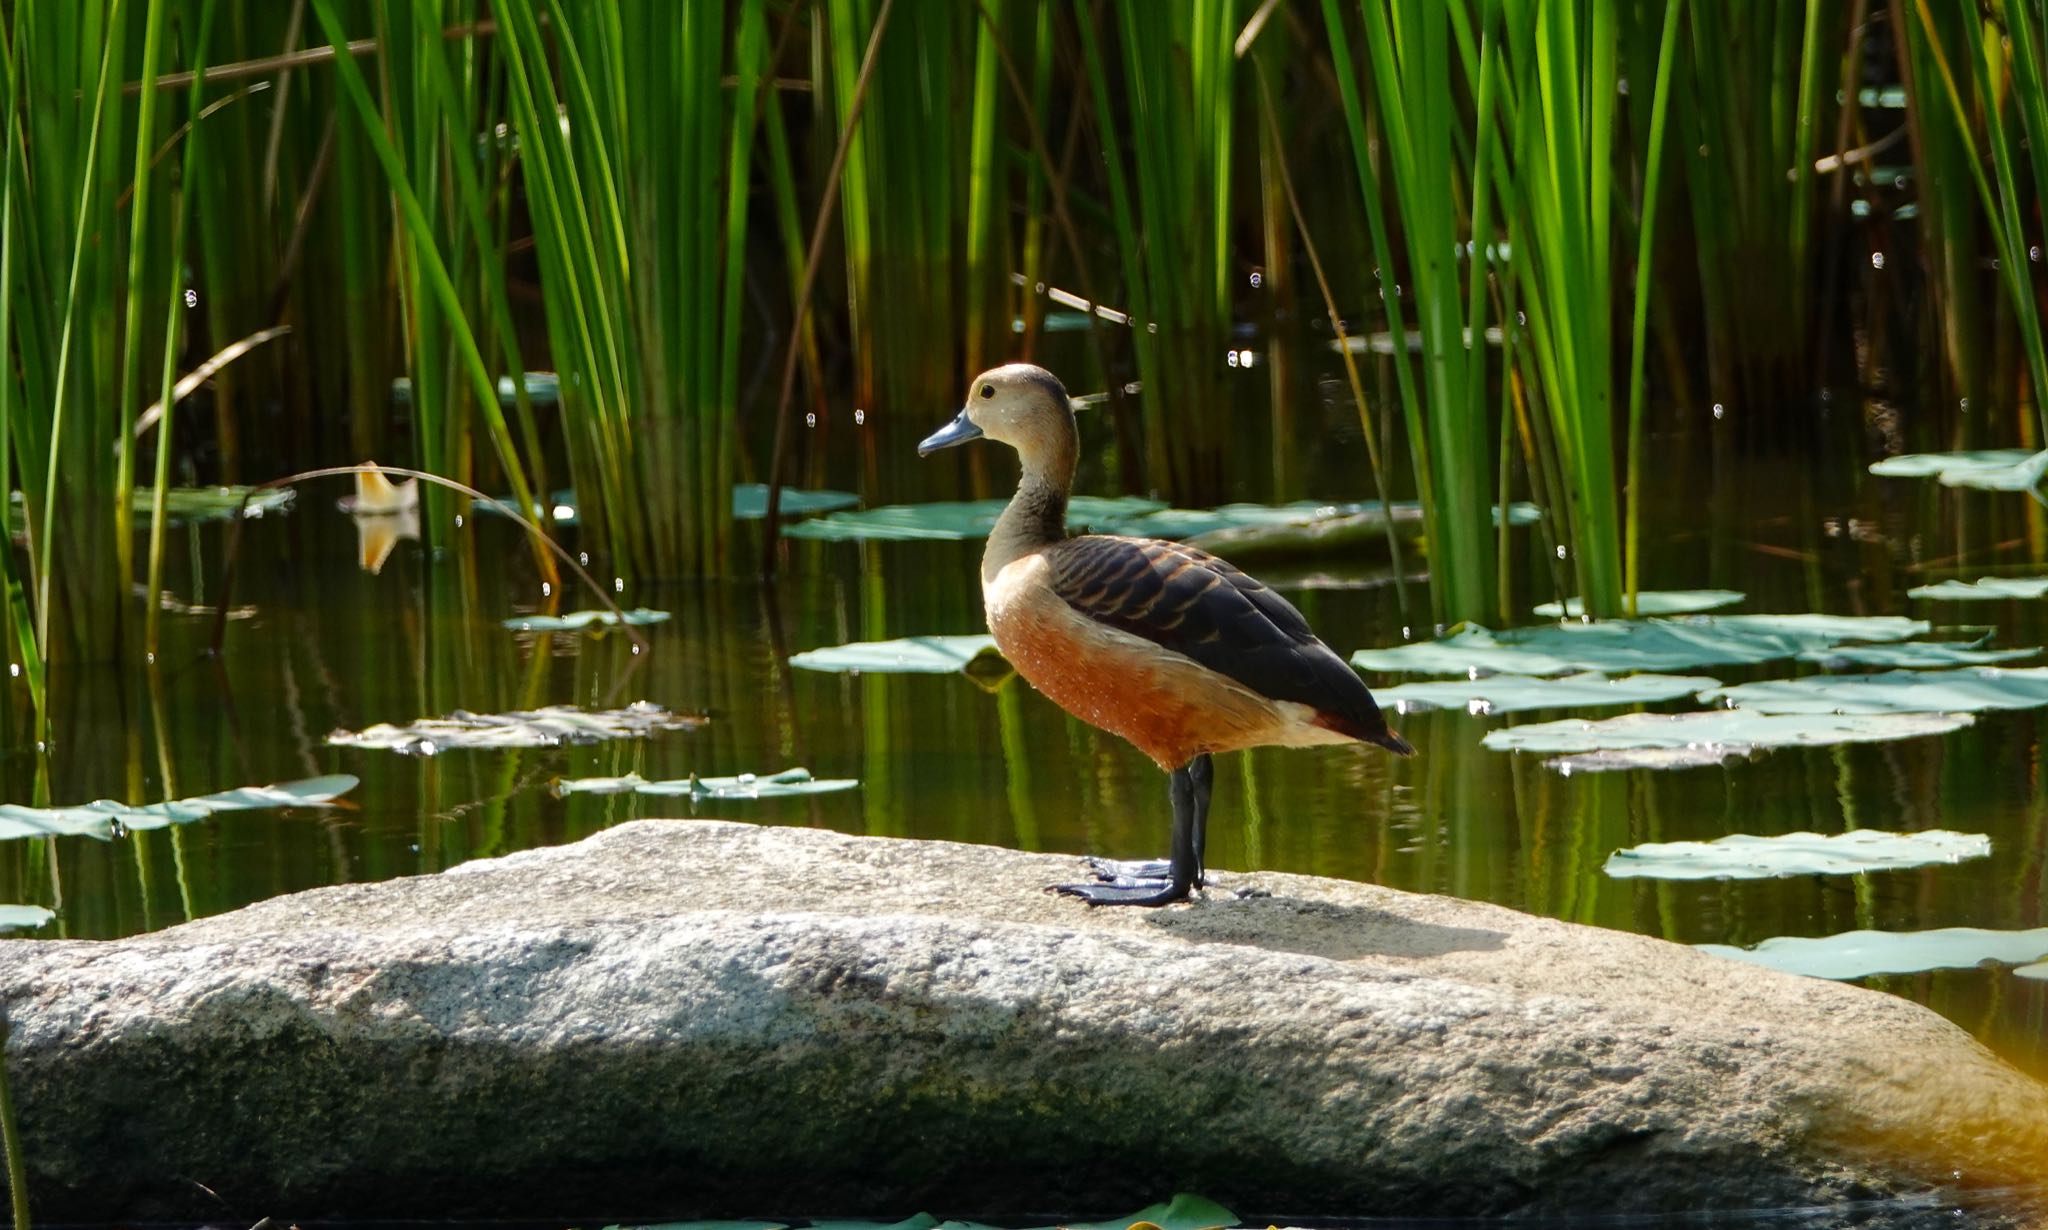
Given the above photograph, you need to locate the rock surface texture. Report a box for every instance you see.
[0,821,2044,1225]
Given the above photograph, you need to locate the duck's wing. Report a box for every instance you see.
[1045,535,1410,752]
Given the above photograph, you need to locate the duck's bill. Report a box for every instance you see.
[917,410,983,455]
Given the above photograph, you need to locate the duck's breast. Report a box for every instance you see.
[983,553,1347,769]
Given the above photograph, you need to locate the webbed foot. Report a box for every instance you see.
[1049,878,1191,907]
[1084,856,1210,888]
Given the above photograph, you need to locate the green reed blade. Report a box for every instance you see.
[114,0,169,605]
[1320,0,1439,615]
[35,0,125,669]
[963,0,1003,379]
[1625,0,1683,617]
[146,0,216,662]
[0,13,36,727]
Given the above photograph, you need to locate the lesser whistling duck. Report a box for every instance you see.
[919,363,1414,907]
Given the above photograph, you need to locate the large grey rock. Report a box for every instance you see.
[0,820,2043,1225]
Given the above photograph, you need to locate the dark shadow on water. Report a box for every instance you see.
[1248,1184,2044,1226]
[43,1185,2048,1230]
[1143,894,1510,962]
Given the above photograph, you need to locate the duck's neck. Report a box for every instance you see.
[983,444,1074,583]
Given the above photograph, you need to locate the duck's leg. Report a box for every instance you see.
[1188,752,1213,882]
[1053,764,1197,906]
[1085,753,1214,888]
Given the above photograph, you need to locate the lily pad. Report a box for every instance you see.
[611,1199,1235,1230]
[395,370,561,407]
[731,483,861,520]
[1907,576,2048,601]
[1353,615,1929,677]
[554,767,857,801]
[1869,449,2048,490]
[1333,326,1504,354]
[0,905,52,930]
[790,635,1002,674]
[782,496,1167,542]
[471,488,580,524]
[1174,502,1541,561]
[2017,962,2048,981]
[1699,926,2048,980]
[609,1222,784,1230]
[1548,746,1761,774]
[1375,672,1719,716]
[1796,640,2038,668]
[474,485,857,528]
[10,486,294,534]
[328,703,701,755]
[151,486,298,524]
[501,608,671,632]
[1700,667,2048,715]
[1533,590,1744,618]
[1118,500,1539,543]
[1484,709,1971,759]
[1065,1195,1239,1230]
[0,775,357,842]
[1606,829,1991,880]
[799,1218,940,1230]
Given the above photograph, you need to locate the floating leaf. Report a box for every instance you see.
[0,905,52,930]
[1174,502,1540,561]
[1064,1196,1239,1230]
[0,775,357,842]
[553,767,857,801]
[395,370,561,407]
[1868,450,2036,479]
[1333,326,1503,354]
[1700,926,2048,980]
[607,1221,785,1230]
[1796,640,2038,668]
[148,588,258,622]
[1907,576,2048,601]
[10,486,294,534]
[1547,746,1760,774]
[790,635,1002,674]
[501,608,671,632]
[1869,449,2048,490]
[470,488,581,524]
[473,484,857,529]
[1606,829,1991,880]
[1375,672,1719,716]
[339,465,418,515]
[1117,500,1538,543]
[153,486,297,524]
[1353,615,1929,677]
[2017,962,2048,981]
[781,496,1166,542]
[1533,590,1744,618]
[731,483,861,520]
[1701,667,2048,715]
[328,703,700,755]
[1484,709,1971,760]
[799,1218,940,1230]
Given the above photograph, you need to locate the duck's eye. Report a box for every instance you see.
[979,383,995,399]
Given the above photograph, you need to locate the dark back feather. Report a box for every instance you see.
[1046,535,1405,750]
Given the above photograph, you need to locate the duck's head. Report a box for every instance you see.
[918,363,1074,463]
